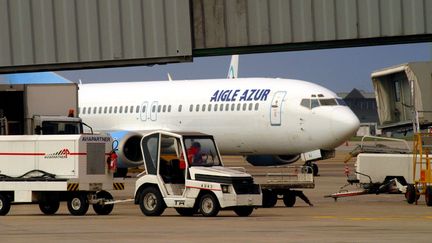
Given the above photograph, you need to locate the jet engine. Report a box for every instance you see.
[246,154,301,166]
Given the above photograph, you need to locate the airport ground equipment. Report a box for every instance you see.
[134,131,262,217]
[249,165,314,207]
[0,83,87,135]
[326,136,411,201]
[0,134,123,216]
[406,133,432,206]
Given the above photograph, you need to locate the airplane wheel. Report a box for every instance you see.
[39,200,60,215]
[262,190,277,208]
[425,186,432,206]
[93,191,114,215]
[0,193,11,216]
[139,187,166,216]
[283,192,296,207]
[175,208,196,216]
[199,193,220,217]
[405,184,417,204]
[67,194,89,216]
[233,206,254,217]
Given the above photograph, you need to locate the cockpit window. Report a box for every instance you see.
[319,99,338,106]
[300,99,310,108]
[300,97,346,109]
[311,99,320,108]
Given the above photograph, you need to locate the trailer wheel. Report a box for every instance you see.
[425,186,432,206]
[39,201,60,215]
[405,184,418,204]
[93,191,114,215]
[233,206,254,217]
[312,163,319,176]
[262,190,277,208]
[139,187,166,216]
[0,194,11,216]
[199,193,220,217]
[175,208,196,216]
[283,192,296,207]
[67,194,89,216]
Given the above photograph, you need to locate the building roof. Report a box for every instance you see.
[337,88,375,99]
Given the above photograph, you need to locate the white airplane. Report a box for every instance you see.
[76,56,360,176]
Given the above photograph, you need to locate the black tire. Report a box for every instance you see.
[312,163,319,176]
[175,208,196,216]
[39,200,60,215]
[93,191,114,215]
[233,206,254,217]
[199,193,220,217]
[405,184,417,204]
[283,193,296,207]
[262,190,278,208]
[67,194,89,216]
[425,186,432,206]
[0,193,11,216]
[139,187,166,216]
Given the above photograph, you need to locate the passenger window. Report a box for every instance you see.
[130,106,134,113]
[124,106,128,113]
[300,99,311,109]
[231,103,235,111]
[178,105,182,112]
[93,107,97,114]
[189,105,193,112]
[142,106,146,113]
[98,107,102,114]
[119,106,123,113]
[254,103,259,110]
[158,105,161,113]
[136,105,140,113]
[237,103,241,111]
[114,106,118,113]
[242,103,247,111]
[82,107,86,114]
[168,105,171,112]
[208,104,212,111]
[196,104,200,112]
[225,104,229,111]
[163,105,166,112]
[311,99,320,108]
[214,104,218,111]
[220,104,224,111]
[248,103,253,110]
[109,106,113,113]
[202,104,206,112]
[152,105,156,113]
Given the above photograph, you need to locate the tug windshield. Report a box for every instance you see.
[184,137,221,166]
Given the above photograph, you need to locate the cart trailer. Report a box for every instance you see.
[0,134,123,216]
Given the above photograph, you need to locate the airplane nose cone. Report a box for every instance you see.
[330,107,360,142]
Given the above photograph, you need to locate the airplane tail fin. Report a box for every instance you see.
[227,55,239,79]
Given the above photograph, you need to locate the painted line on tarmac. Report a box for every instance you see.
[313,216,432,221]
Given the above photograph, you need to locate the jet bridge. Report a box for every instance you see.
[371,62,432,134]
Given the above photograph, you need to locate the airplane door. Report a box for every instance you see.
[270,91,286,126]
[140,102,148,121]
[150,101,158,121]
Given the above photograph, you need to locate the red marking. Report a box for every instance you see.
[186,185,221,191]
[0,152,45,156]
[70,153,87,155]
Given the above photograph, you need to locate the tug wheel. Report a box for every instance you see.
[93,191,114,215]
[139,187,166,216]
[0,193,11,216]
[405,184,418,204]
[175,208,196,216]
[283,192,296,207]
[425,186,432,206]
[39,200,60,215]
[199,193,220,217]
[233,206,254,217]
[262,190,277,208]
[67,194,89,216]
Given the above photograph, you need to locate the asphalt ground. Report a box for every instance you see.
[1,144,432,242]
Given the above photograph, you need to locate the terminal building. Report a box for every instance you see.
[338,89,379,136]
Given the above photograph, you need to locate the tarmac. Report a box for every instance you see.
[1,143,432,242]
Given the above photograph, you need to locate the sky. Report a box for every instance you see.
[58,42,431,93]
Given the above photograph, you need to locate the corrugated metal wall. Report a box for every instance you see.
[193,0,432,54]
[0,0,192,71]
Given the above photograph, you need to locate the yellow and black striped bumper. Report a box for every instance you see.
[67,183,79,191]
[113,182,125,190]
